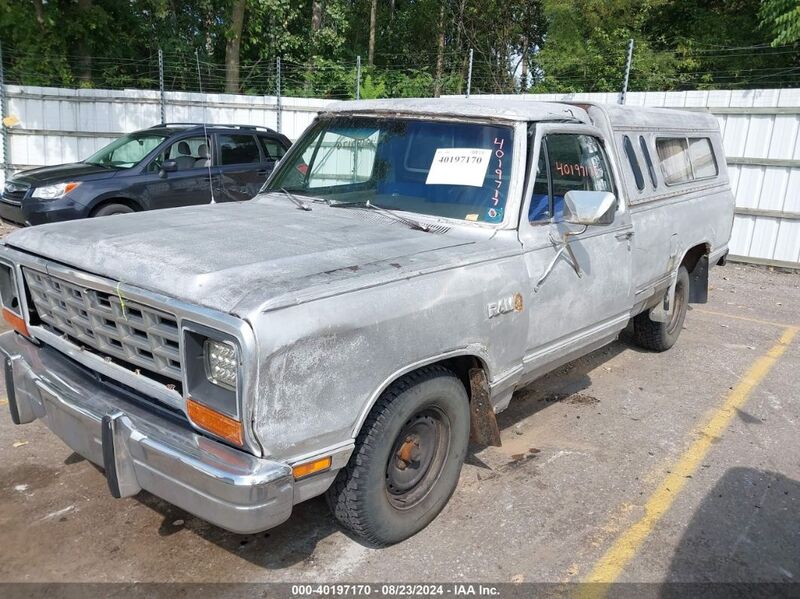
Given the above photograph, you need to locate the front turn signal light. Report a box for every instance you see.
[292,456,332,480]
[186,398,243,446]
[2,308,29,337]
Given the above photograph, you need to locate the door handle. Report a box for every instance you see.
[615,230,634,241]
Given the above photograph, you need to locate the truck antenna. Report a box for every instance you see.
[195,49,216,204]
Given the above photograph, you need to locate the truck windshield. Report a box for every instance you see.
[266,116,514,224]
[84,133,166,169]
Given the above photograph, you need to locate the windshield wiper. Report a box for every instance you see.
[329,199,431,232]
[278,187,312,211]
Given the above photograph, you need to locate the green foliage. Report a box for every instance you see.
[535,0,678,92]
[360,74,385,99]
[0,0,797,96]
[760,0,800,45]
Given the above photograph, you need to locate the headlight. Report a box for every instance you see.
[204,339,238,390]
[31,181,80,200]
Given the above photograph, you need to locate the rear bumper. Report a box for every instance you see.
[1,331,294,534]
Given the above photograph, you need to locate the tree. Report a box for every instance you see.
[434,3,445,96]
[368,0,377,66]
[534,0,676,93]
[224,0,247,93]
[0,0,796,96]
[760,0,800,45]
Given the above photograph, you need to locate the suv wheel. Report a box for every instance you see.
[326,365,470,545]
[92,203,134,218]
[632,265,690,352]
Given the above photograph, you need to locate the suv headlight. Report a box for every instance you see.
[204,339,238,390]
[31,181,80,200]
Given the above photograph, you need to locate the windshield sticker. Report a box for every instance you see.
[465,213,479,221]
[425,148,492,187]
[486,137,507,222]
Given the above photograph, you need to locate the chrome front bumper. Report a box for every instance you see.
[0,331,294,534]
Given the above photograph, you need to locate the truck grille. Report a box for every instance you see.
[23,268,183,383]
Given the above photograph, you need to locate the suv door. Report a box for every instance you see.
[257,135,288,177]
[138,135,213,208]
[213,133,265,202]
[518,125,634,381]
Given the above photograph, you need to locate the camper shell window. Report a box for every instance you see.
[639,135,658,189]
[623,135,645,192]
[656,136,718,186]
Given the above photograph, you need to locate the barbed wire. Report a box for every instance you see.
[2,43,799,98]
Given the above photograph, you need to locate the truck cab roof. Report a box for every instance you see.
[324,97,719,132]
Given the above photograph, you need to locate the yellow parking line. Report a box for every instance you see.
[579,326,798,594]
[692,308,797,329]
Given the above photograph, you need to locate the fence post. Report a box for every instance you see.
[158,48,166,124]
[466,48,473,98]
[618,38,634,105]
[356,55,361,100]
[0,41,7,182]
[276,56,282,134]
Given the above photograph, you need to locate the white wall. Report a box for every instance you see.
[2,85,798,266]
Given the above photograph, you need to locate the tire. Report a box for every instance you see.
[632,265,690,352]
[91,203,134,218]
[326,365,470,546]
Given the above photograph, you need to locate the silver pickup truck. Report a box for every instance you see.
[0,99,733,545]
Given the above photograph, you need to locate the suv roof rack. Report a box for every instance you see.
[149,123,278,134]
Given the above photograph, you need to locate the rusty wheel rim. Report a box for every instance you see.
[385,407,450,510]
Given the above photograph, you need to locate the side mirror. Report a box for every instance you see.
[159,159,178,178]
[563,190,616,226]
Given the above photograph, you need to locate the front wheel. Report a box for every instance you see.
[91,203,134,218]
[326,366,470,546]
[632,265,690,352]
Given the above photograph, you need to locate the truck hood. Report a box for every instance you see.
[5,195,501,316]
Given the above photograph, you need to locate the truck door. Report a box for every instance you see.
[518,124,634,379]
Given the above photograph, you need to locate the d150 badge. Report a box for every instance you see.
[487,292,524,318]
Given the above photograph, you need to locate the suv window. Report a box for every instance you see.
[258,136,287,161]
[531,134,613,222]
[219,134,260,165]
[148,135,210,172]
[86,133,166,169]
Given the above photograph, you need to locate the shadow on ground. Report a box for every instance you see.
[660,467,800,596]
[135,492,342,569]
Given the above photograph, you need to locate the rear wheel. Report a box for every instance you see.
[91,203,134,218]
[632,265,690,352]
[326,365,469,546]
